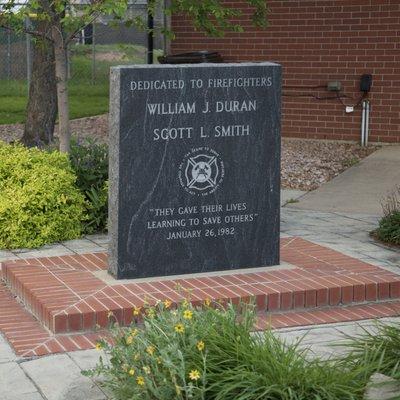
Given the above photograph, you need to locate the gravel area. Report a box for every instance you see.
[281,139,378,190]
[0,114,378,191]
[0,115,109,144]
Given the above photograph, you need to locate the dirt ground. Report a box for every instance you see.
[0,114,378,191]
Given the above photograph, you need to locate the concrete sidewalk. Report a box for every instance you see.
[288,145,400,215]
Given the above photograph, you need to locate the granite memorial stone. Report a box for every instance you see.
[109,63,281,279]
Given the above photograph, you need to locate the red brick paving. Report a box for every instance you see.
[1,237,400,357]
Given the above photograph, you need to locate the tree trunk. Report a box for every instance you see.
[52,26,71,153]
[22,27,57,148]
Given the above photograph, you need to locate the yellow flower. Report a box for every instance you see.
[183,310,193,320]
[182,299,189,308]
[143,366,151,374]
[136,376,145,386]
[197,340,205,351]
[134,353,140,361]
[174,323,185,334]
[133,306,141,316]
[131,328,138,337]
[126,335,133,345]
[128,368,135,376]
[146,345,155,355]
[163,299,172,309]
[189,369,200,381]
[174,283,182,291]
[156,357,162,364]
[146,308,155,318]
[95,342,103,351]
[175,384,182,395]
[204,298,211,307]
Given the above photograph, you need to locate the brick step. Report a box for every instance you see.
[2,276,400,358]
[256,300,400,331]
[2,238,400,335]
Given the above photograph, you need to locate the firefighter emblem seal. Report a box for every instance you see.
[179,147,224,196]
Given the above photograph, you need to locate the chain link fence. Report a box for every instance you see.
[0,3,164,86]
[0,27,31,81]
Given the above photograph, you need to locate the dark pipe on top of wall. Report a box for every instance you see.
[147,11,154,64]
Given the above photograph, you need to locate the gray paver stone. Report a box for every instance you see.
[0,362,41,400]
[21,354,106,400]
[68,349,106,371]
[364,373,400,400]
[0,336,16,364]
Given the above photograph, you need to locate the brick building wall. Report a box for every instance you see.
[171,0,400,143]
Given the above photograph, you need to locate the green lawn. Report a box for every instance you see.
[0,44,161,125]
[0,80,109,124]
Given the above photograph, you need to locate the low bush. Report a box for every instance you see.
[69,138,108,233]
[375,211,400,245]
[0,142,85,249]
[85,300,369,400]
[374,186,400,245]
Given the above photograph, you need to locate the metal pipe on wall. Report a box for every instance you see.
[360,100,370,147]
[365,100,370,146]
[361,100,366,146]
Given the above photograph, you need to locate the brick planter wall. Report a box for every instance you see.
[171,0,400,143]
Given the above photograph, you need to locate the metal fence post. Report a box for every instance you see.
[147,10,154,64]
[6,29,11,80]
[92,22,96,84]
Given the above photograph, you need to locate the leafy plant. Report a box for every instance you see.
[0,142,85,249]
[343,157,360,168]
[343,322,400,380]
[69,138,108,234]
[69,138,108,191]
[374,186,400,245]
[85,298,208,400]
[85,299,369,400]
[84,181,109,234]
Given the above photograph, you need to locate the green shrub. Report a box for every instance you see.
[374,186,400,245]
[69,138,108,233]
[85,300,368,400]
[375,211,400,245]
[0,142,85,249]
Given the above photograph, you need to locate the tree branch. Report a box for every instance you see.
[0,22,54,41]
[65,9,102,44]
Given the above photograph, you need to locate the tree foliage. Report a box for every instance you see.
[0,0,269,152]
[1,0,268,42]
